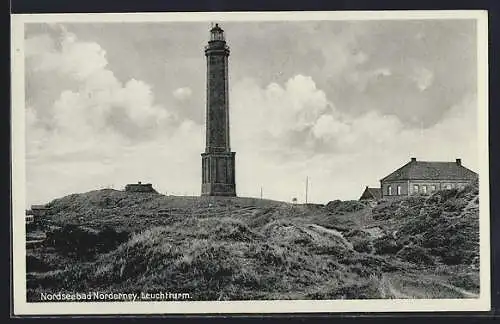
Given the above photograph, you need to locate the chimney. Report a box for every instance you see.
[411,157,417,162]
[456,158,462,165]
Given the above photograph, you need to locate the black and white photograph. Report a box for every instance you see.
[11,11,490,315]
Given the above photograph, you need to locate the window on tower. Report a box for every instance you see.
[213,32,223,41]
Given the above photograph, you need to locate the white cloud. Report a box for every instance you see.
[230,75,478,203]
[311,114,350,141]
[412,66,434,91]
[25,29,191,206]
[24,28,479,207]
[313,25,369,79]
[231,75,330,143]
[346,67,392,92]
[27,30,172,132]
[26,30,107,81]
[172,87,193,101]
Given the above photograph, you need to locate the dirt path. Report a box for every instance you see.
[380,274,411,299]
[382,273,479,299]
[437,281,479,298]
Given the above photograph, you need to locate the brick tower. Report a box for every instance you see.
[201,23,236,196]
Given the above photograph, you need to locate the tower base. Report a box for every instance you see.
[201,152,236,197]
[201,183,236,197]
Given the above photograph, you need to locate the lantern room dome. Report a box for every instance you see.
[210,23,225,41]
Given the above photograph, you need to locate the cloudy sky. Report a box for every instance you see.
[24,18,479,205]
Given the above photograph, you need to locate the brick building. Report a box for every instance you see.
[25,204,49,224]
[125,182,156,193]
[380,157,478,198]
[201,23,237,197]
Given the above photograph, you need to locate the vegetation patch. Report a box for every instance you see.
[26,182,480,301]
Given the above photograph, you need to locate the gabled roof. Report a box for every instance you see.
[381,159,478,182]
[359,186,382,200]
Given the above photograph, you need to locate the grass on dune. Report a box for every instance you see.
[26,181,480,301]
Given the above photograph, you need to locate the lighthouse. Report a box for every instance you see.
[201,24,236,197]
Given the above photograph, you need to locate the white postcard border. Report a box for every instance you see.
[11,10,490,315]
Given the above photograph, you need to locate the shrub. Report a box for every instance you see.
[352,239,373,254]
[419,216,479,265]
[246,207,278,228]
[176,242,241,279]
[261,221,311,246]
[440,250,472,265]
[46,224,98,256]
[372,201,399,220]
[97,226,130,253]
[344,229,370,239]
[428,188,459,203]
[447,272,480,292]
[396,245,435,265]
[400,196,427,208]
[325,200,341,209]
[45,224,129,258]
[211,219,261,242]
[442,198,468,212]
[26,255,52,272]
[373,236,402,255]
[27,270,67,290]
[346,261,383,278]
[422,205,444,219]
[26,223,36,233]
[325,200,365,214]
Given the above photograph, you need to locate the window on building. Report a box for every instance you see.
[431,185,436,192]
[413,184,419,194]
[397,185,401,195]
[388,186,392,196]
[422,185,427,194]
